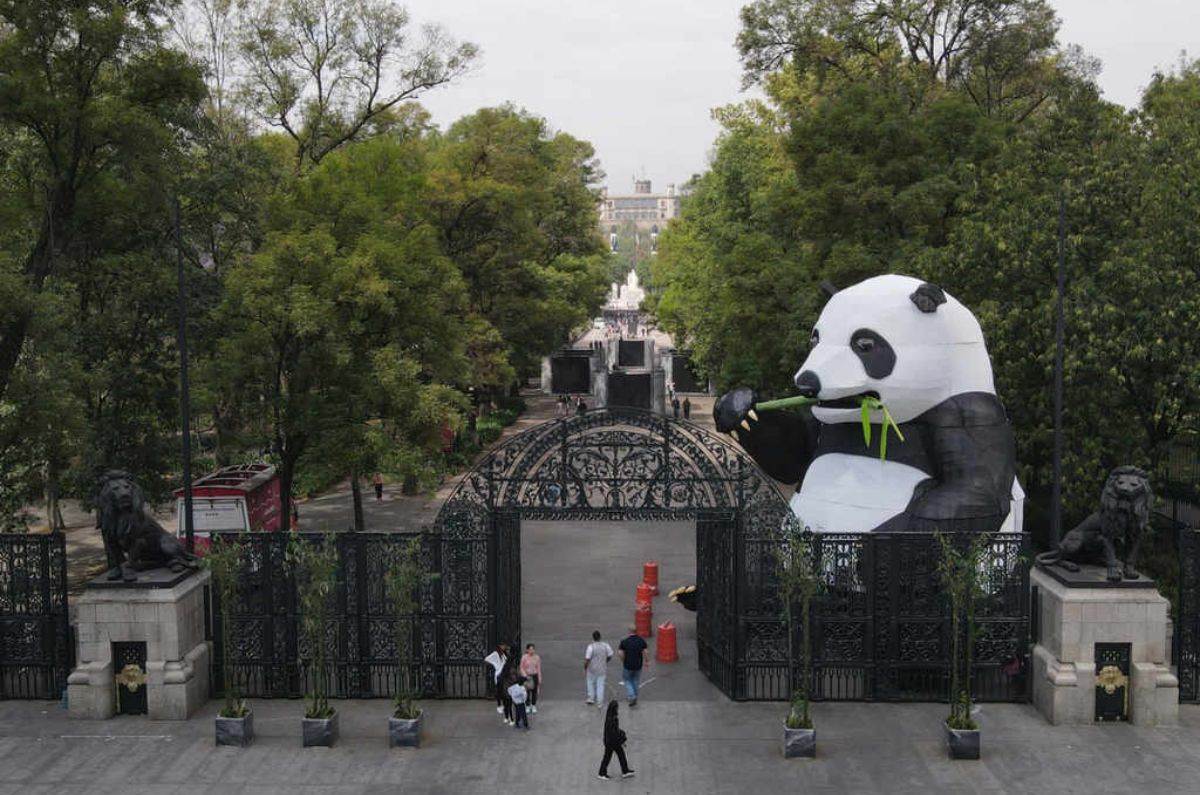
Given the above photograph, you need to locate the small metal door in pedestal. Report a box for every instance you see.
[112,641,148,715]
[1094,642,1130,722]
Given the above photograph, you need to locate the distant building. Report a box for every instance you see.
[599,179,681,254]
[599,180,681,230]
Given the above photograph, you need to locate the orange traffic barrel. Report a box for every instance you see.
[635,604,653,637]
[636,581,654,607]
[643,561,660,594]
[656,621,678,662]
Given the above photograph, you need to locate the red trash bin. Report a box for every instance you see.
[643,561,660,595]
[635,604,653,638]
[656,621,678,662]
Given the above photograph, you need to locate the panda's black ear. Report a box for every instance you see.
[910,282,946,313]
[819,280,838,300]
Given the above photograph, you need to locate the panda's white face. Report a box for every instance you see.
[795,275,997,425]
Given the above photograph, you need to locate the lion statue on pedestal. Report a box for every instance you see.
[96,470,198,581]
[1036,466,1154,582]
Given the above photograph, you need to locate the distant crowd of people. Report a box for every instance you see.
[556,394,589,417]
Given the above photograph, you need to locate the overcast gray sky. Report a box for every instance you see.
[404,1,1199,193]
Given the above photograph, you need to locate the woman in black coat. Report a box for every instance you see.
[598,700,635,780]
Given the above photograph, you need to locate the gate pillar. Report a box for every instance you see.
[1030,565,1177,726]
[68,569,210,720]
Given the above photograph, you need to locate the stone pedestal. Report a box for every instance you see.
[68,569,210,720]
[1031,565,1177,726]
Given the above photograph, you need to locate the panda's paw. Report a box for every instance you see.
[714,387,758,439]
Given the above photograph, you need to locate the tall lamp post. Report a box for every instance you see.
[1050,188,1067,549]
[173,198,194,553]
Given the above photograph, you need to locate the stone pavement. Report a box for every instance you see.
[3,697,1200,793]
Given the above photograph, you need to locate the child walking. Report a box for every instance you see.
[508,675,531,729]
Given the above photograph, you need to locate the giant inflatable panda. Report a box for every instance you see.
[715,274,1023,534]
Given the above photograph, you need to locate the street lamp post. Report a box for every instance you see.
[174,198,194,553]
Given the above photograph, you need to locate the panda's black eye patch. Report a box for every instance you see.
[849,329,895,379]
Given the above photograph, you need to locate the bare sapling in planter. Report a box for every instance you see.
[207,535,253,747]
[385,536,439,748]
[289,533,340,747]
[775,528,820,758]
[937,533,991,760]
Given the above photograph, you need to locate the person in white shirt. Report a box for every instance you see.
[584,630,613,707]
[508,676,530,729]
[483,643,509,718]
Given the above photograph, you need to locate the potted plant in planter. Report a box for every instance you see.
[936,533,990,760]
[384,536,438,748]
[775,529,819,758]
[207,534,253,747]
[288,532,340,747]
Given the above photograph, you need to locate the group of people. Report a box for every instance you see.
[670,396,691,419]
[556,394,588,417]
[484,642,542,730]
[483,629,643,780]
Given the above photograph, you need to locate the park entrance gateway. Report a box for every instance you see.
[211,409,1031,703]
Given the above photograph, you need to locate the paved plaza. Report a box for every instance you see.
[6,514,1200,793]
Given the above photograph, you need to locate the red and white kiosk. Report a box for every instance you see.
[173,463,289,553]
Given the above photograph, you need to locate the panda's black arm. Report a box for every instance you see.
[714,388,818,486]
[906,393,1017,530]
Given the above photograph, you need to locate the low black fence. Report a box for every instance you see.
[732,530,1030,703]
[211,530,497,701]
[0,532,72,699]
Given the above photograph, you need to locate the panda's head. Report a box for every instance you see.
[794,275,997,425]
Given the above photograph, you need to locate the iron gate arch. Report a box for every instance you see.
[434,408,796,699]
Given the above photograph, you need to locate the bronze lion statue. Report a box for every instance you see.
[1036,466,1154,582]
[96,470,198,581]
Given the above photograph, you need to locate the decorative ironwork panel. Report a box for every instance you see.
[435,409,780,521]
[212,531,493,700]
[697,509,738,698]
[1179,527,1200,701]
[0,533,71,699]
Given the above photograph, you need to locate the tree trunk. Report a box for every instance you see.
[350,473,365,532]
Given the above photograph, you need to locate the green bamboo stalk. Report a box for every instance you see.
[754,395,817,411]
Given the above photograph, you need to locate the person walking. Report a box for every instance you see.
[576,396,587,415]
[597,701,635,780]
[520,643,542,714]
[584,630,613,706]
[682,397,691,420]
[618,626,649,707]
[483,643,509,718]
[671,397,681,418]
[508,675,531,730]
[372,472,384,501]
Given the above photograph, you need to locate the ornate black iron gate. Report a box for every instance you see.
[213,530,497,699]
[738,527,1029,702]
[0,533,72,699]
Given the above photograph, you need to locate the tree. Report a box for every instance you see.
[738,0,1071,122]
[235,0,477,172]
[0,0,205,407]
[429,106,609,386]
[215,135,469,528]
[920,66,1200,525]
[648,101,816,396]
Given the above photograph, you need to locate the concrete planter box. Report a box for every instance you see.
[782,725,816,758]
[302,711,339,748]
[945,722,980,760]
[388,711,423,748]
[215,711,254,747]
